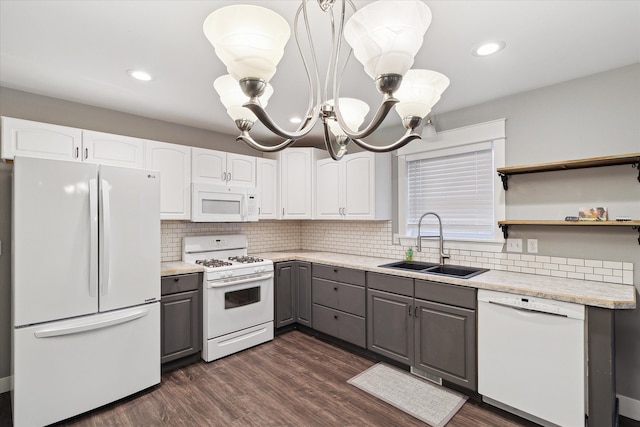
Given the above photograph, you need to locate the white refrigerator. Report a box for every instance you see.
[11,156,161,426]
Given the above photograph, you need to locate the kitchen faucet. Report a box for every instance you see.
[416,212,449,265]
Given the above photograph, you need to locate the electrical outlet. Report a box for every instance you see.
[506,238,522,253]
[527,239,538,254]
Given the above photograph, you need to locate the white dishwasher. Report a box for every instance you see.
[477,289,585,427]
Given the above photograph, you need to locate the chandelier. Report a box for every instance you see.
[203,0,449,160]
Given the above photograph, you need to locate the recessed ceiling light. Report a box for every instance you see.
[289,117,302,124]
[472,41,506,57]
[127,69,153,81]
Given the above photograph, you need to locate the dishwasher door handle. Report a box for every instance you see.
[488,300,568,318]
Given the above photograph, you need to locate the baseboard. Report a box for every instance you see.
[618,394,640,421]
[0,376,11,394]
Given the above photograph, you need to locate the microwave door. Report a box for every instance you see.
[192,184,244,222]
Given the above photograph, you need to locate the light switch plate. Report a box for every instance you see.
[506,238,522,253]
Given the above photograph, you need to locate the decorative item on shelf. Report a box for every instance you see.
[202,0,450,161]
[578,206,608,221]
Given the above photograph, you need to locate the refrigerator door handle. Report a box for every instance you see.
[100,178,112,296]
[33,308,150,338]
[89,178,98,297]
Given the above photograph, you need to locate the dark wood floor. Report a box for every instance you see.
[1,330,637,426]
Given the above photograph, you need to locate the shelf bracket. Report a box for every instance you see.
[633,162,639,183]
[634,226,640,245]
[499,224,509,239]
[498,172,509,190]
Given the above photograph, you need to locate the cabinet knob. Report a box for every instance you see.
[174,277,179,282]
[334,315,338,319]
[333,268,338,273]
[333,287,338,291]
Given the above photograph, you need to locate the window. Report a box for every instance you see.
[397,119,506,246]
[406,147,495,240]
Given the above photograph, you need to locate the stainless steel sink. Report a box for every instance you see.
[379,261,488,279]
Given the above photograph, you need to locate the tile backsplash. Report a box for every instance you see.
[162,220,634,285]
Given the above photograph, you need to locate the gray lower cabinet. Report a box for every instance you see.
[367,272,414,364]
[160,273,202,364]
[275,261,312,328]
[367,273,478,391]
[414,279,477,390]
[312,264,366,347]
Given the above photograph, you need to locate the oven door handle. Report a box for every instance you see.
[207,272,274,288]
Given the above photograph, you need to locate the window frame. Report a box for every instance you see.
[396,119,506,252]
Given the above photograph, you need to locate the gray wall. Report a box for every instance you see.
[434,63,640,400]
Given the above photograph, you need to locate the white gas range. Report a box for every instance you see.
[183,235,274,362]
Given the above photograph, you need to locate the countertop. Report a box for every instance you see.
[161,261,204,276]
[251,251,636,309]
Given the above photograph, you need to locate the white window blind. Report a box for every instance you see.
[406,147,495,241]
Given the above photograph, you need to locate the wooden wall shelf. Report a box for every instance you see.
[497,220,640,244]
[497,153,640,190]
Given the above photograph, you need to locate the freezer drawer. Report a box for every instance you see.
[12,303,160,427]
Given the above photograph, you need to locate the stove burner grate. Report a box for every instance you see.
[228,256,264,264]
[196,259,233,268]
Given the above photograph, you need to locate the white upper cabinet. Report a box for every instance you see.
[145,140,191,220]
[192,147,256,187]
[1,117,81,161]
[256,158,278,219]
[267,148,328,219]
[82,130,145,168]
[1,117,145,169]
[316,152,391,220]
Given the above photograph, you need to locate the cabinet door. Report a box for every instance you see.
[192,147,226,185]
[295,262,312,326]
[82,130,145,168]
[161,290,201,364]
[344,153,375,219]
[367,289,414,365]
[414,300,477,390]
[227,153,256,187]
[315,159,343,219]
[275,262,296,328]
[256,158,278,219]
[1,117,81,161]
[280,149,312,219]
[145,141,191,220]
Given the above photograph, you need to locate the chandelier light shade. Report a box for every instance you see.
[326,98,370,138]
[202,0,449,160]
[213,74,274,122]
[203,5,291,82]
[344,0,433,80]
[394,69,450,119]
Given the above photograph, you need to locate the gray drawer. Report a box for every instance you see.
[313,264,365,286]
[415,279,476,310]
[312,304,366,348]
[367,272,413,296]
[161,273,200,296]
[312,278,366,317]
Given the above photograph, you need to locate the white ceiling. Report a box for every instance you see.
[1,0,639,144]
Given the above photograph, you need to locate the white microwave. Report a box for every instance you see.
[192,183,258,222]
